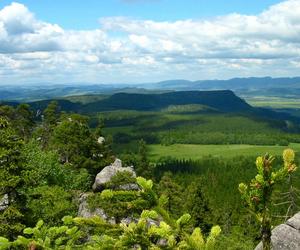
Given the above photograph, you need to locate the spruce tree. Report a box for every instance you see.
[185,180,213,235]
[43,101,60,126]
[136,139,152,178]
[0,117,25,239]
[15,104,34,141]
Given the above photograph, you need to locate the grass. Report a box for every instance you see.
[245,96,300,109]
[148,143,300,161]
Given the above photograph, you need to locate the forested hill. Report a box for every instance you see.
[19,90,251,113]
[82,90,251,113]
[2,90,299,123]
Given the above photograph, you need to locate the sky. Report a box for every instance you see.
[0,0,299,84]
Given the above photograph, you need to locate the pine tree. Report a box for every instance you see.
[185,180,213,235]
[239,149,297,250]
[43,101,60,126]
[136,139,152,178]
[158,172,184,218]
[15,104,34,141]
[0,117,25,239]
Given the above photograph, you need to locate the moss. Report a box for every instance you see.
[105,171,136,190]
[87,188,155,222]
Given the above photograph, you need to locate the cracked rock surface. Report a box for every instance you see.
[255,212,300,250]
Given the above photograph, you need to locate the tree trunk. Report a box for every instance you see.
[262,215,271,250]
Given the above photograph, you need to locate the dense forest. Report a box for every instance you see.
[0,99,299,249]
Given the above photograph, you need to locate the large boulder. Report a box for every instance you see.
[255,212,300,250]
[92,159,138,192]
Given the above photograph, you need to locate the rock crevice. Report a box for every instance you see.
[255,212,300,250]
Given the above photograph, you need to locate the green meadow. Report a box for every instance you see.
[246,96,300,109]
[148,143,300,161]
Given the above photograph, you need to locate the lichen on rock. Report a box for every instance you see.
[255,212,300,250]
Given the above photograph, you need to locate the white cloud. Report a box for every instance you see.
[1,0,300,84]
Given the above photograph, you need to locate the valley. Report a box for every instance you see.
[1,84,300,250]
[1,0,300,248]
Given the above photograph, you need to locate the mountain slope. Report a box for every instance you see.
[149,77,300,93]
[82,90,252,113]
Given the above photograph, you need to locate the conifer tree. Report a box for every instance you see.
[239,149,297,250]
[136,139,152,178]
[0,117,25,239]
[15,104,34,141]
[158,172,184,218]
[43,101,60,126]
[185,180,213,234]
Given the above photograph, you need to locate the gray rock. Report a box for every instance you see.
[92,159,136,192]
[97,137,105,144]
[77,193,116,224]
[121,217,138,225]
[286,212,300,230]
[0,194,9,211]
[157,239,168,247]
[147,218,160,227]
[255,212,300,250]
[119,183,140,191]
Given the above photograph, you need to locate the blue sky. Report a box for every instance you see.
[0,0,283,29]
[0,0,299,84]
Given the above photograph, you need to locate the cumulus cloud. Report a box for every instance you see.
[1,0,300,84]
[0,2,63,53]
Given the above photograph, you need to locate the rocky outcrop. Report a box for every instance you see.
[78,159,140,223]
[77,193,116,224]
[255,212,300,250]
[0,194,8,211]
[92,159,138,192]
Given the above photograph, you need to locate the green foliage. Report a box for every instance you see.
[25,185,76,226]
[136,176,153,191]
[184,180,213,234]
[104,209,220,249]
[15,104,34,141]
[50,115,92,164]
[0,217,83,249]
[88,177,157,222]
[0,117,25,239]
[43,101,60,126]
[101,109,300,148]
[1,188,221,249]
[2,99,300,249]
[157,172,184,218]
[21,141,67,187]
[239,149,298,250]
[148,143,300,161]
[105,171,136,190]
[135,139,153,178]
[49,114,109,176]
[214,226,255,250]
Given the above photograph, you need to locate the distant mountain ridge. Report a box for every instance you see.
[1,76,300,101]
[152,77,300,92]
[18,90,250,114]
[2,89,299,123]
[82,90,252,113]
